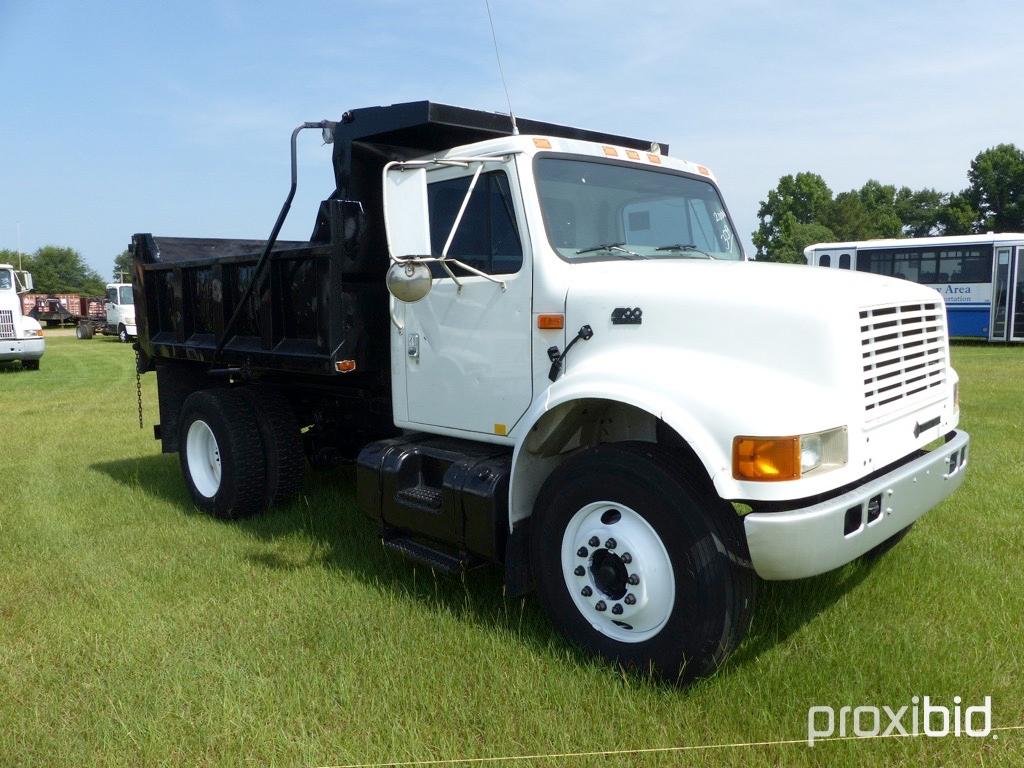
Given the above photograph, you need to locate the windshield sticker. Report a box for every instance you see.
[720,224,734,250]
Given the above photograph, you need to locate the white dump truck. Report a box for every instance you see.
[130,102,970,682]
[0,264,44,370]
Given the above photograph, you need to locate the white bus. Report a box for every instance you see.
[805,233,1024,342]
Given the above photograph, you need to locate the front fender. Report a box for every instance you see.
[508,347,845,527]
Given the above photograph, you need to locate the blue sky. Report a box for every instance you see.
[2,0,1022,277]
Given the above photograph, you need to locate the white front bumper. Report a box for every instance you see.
[0,337,45,361]
[744,430,969,580]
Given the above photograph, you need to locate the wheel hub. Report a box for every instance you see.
[590,549,628,600]
[560,501,676,644]
[186,419,222,498]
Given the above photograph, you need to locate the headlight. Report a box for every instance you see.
[953,381,959,411]
[733,426,847,481]
[24,328,44,337]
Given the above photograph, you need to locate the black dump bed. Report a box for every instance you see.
[131,100,664,382]
[131,201,385,379]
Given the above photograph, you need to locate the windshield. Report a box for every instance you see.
[0,270,11,291]
[535,157,743,261]
[119,286,134,305]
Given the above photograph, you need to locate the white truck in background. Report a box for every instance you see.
[0,264,44,370]
[75,282,137,342]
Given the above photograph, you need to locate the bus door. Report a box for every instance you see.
[1013,247,1024,341]
[990,244,1024,341]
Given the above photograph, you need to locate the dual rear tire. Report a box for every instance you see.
[178,387,304,519]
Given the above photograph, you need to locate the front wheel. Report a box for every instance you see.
[531,443,755,683]
[178,389,268,519]
[118,324,130,343]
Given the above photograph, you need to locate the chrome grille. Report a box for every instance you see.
[860,302,947,417]
[0,310,14,339]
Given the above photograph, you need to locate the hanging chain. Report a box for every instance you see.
[134,345,144,430]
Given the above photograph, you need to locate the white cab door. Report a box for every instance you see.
[104,285,121,326]
[401,161,533,438]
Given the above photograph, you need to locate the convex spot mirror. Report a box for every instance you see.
[386,260,433,303]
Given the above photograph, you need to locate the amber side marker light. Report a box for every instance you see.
[733,436,800,481]
[536,314,564,330]
[335,360,357,373]
[533,137,552,149]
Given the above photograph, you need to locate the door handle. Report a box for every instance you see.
[407,333,419,359]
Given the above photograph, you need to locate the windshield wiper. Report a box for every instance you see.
[654,243,717,260]
[576,242,643,259]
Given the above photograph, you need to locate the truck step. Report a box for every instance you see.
[382,536,476,574]
[395,485,443,511]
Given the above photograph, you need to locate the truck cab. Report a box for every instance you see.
[131,102,969,683]
[104,283,136,342]
[0,264,44,370]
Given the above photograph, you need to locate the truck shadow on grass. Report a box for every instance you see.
[93,453,881,685]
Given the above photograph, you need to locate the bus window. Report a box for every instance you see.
[839,253,851,269]
[819,254,831,267]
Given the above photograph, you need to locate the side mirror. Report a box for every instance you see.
[383,165,432,258]
[14,271,33,293]
[386,260,432,303]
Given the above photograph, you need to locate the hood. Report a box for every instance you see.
[563,259,942,392]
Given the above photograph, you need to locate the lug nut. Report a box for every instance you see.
[595,601,606,612]
[624,593,636,605]
[605,538,617,550]
[577,547,588,558]
[588,536,600,547]
[573,566,585,576]
[581,586,592,597]
[627,574,640,585]
[621,553,632,564]
[612,603,623,615]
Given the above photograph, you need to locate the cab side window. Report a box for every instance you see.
[106,287,118,304]
[427,171,523,275]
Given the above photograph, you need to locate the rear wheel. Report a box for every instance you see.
[75,323,87,340]
[531,442,755,683]
[238,386,305,507]
[178,389,268,519]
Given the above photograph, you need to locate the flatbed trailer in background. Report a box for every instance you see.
[23,293,102,327]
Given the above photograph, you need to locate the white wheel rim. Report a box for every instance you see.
[186,420,221,498]
[560,501,675,643]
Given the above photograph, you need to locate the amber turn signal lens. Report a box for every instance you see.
[536,314,564,330]
[733,436,800,481]
[335,360,357,373]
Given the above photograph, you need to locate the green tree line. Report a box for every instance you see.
[0,246,132,294]
[753,143,1024,262]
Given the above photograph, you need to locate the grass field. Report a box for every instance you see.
[1,333,1022,767]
